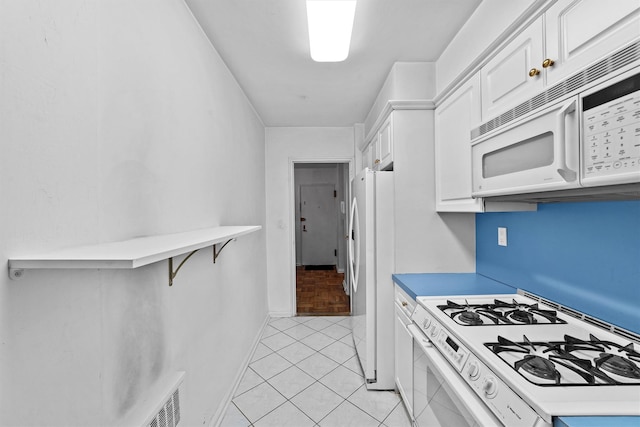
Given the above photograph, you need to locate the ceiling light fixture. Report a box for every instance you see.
[306,0,357,62]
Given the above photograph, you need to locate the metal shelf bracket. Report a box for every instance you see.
[213,238,236,263]
[168,250,199,286]
[167,238,237,286]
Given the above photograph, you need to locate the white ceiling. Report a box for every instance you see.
[185,0,482,127]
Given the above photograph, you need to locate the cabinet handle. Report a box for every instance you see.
[401,301,408,307]
[528,68,540,77]
[542,58,555,68]
[374,159,380,164]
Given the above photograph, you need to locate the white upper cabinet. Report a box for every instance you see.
[481,17,545,121]
[480,0,640,122]
[435,73,484,212]
[545,0,640,86]
[375,115,394,170]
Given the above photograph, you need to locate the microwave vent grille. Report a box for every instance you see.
[472,41,640,140]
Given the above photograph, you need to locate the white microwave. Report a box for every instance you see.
[471,67,640,198]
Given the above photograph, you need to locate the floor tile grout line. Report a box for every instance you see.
[236,342,366,425]
[231,316,405,427]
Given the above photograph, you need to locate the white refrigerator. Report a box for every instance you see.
[349,167,395,390]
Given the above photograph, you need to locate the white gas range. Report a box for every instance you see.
[410,291,640,426]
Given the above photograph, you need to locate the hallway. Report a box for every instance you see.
[296,266,350,316]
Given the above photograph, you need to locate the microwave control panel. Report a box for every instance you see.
[582,72,640,184]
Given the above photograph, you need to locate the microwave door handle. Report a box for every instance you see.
[556,99,578,182]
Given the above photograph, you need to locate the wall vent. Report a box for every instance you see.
[148,389,181,427]
[471,41,640,140]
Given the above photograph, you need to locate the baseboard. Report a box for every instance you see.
[269,311,293,318]
[337,268,345,274]
[209,314,270,427]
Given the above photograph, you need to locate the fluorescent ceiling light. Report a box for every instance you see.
[306,0,357,62]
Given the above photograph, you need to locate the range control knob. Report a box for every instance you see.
[429,325,439,338]
[422,317,431,329]
[482,377,498,398]
[467,361,480,380]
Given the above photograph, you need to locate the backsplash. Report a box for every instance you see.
[476,200,640,334]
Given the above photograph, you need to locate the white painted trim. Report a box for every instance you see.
[210,314,270,427]
[288,158,354,316]
[269,311,294,318]
[360,99,435,150]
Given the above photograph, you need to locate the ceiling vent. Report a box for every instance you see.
[472,41,640,140]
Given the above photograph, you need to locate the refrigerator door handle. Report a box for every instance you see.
[348,197,360,293]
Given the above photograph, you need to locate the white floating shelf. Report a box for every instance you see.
[8,225,261,284]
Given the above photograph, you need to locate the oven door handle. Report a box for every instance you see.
[408,324,432,347]
[407,324,502,427]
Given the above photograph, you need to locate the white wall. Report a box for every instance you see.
[391,110,476,274]
[436,0,540,94]
[364,62,436,138]
[0,1,267,426]
[265,128,354,316]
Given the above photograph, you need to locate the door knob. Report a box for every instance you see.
[300,217,306,221]
[542,58,555,68]
[528,68,540,77]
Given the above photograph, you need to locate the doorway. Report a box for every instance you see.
[294,162,350,315]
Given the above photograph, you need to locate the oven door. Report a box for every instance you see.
[408,325,501,427]
[471,97,580,197]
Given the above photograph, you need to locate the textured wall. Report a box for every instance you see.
[0,0,267,425]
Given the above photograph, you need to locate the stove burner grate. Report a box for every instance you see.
[484,334,640,387]
[437,298,567,326]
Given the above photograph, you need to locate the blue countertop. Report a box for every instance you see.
[392,273,516,300]
[392,273,640,427]
[554,417,640,427]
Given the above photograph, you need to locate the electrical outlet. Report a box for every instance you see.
[498,227,507,246]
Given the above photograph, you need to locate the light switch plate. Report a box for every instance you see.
[498,227,507,246]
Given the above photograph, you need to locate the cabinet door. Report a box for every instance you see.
[435,73,484,212]
[545,0,640,87]
[481,17,544,121]
[395,307,413,417]
[376,115,393,170]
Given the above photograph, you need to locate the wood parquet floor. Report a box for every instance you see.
[296,266,350,316]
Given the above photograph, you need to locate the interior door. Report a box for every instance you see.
[300,184,337,265]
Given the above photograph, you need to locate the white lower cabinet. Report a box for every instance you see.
[394,286,415,418]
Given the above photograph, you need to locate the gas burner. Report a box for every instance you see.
[459,310,483,325]
[507,309,536,324]
[516,355,561,383]
[596,354,640,379]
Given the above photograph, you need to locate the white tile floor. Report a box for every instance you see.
[220,316,413,427]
